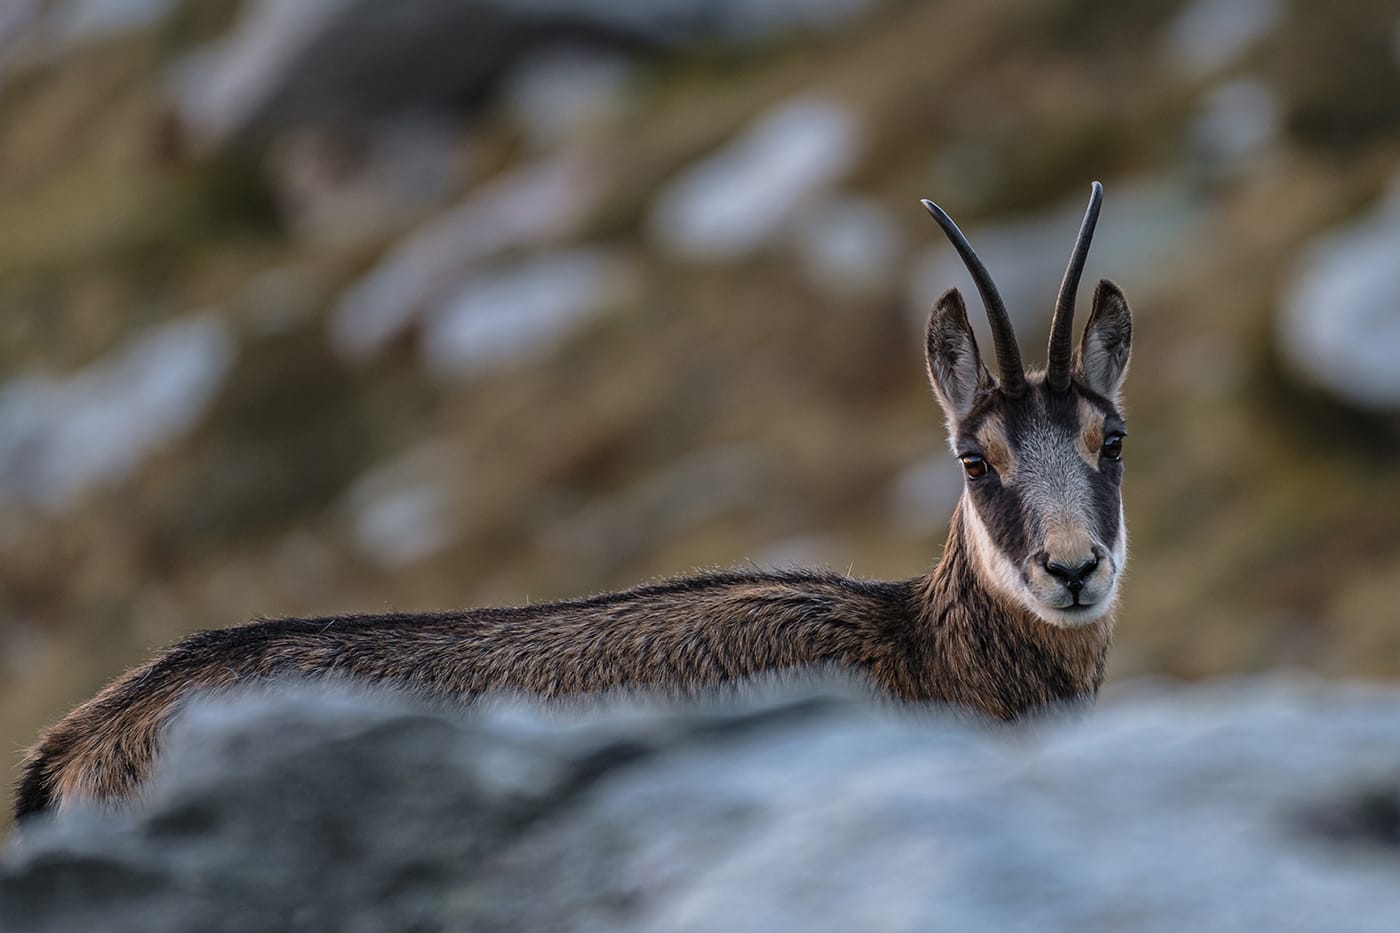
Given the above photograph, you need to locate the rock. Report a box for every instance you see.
[269,118,466,245]
[906,177,1207,331]
[419,248,637,380]
[789,195,904,298]
[46,0,180,45]
[341,443,463,569]
[6,678,1400,931]
[1278,176,1400,412]
[169,0,881,151]
[167,0,511,149]
[1187,78,1281,181]
[542,445,779,573]
[329,152,604,360]
[0,0,41,70]
[887,454,962,537]
[0,313,236,511]
[649,95,865,262]
[1162,0,1284,78]
[500,44,635,151]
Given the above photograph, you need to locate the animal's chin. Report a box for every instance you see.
[1031,599,1112,627]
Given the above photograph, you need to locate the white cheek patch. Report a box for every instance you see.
[1107,507,1129,600]
[961,498,1036,613]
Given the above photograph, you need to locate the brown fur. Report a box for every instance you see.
[14,501,1110,818]
[17,190,1131,821]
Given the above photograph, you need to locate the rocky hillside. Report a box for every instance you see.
[5,678,1400,931]
[2,0,1400,837]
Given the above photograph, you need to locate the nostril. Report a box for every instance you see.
[1045,555,1098,585]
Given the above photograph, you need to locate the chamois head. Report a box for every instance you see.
[920,182,1131,627]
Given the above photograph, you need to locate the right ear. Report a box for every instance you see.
[925,288,993,427]
[1075,279,1132,403]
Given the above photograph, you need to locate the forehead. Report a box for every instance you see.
[958,375,1120,451]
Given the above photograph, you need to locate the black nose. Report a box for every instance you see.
[1040,552,1100,592]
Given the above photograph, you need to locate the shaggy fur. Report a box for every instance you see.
[14,190,1130,821]
[15,503,1110,819]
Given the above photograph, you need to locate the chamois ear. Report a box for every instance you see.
[926,288,993,426]
[1076,280,1132,402]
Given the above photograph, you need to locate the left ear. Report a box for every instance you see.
[1076,280,1132,401]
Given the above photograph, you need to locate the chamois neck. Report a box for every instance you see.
[912,497,1113,719]
[918,499,1017,621]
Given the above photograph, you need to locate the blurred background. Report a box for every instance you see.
[1,0,1398,836]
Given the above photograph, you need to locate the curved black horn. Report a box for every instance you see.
[1046,181,1103,392]
[920,198,1025,395]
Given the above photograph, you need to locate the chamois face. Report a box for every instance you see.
[925,282,1132,627]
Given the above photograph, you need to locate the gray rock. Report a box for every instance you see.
[0,313,236,511]
[46,0,180,45]
[168,0,514,149]
[887,452,963,537]
[1278,175,1400,411]
[1162,0,1284,78]
[330,152,604,360]
[341,443,464,569]
[169,0,881,150]
[906,177,1207,331]
[270,118,465,246]
[501,44,636,151]
[0,0,42,71]
[649,95,865,262]
[789,194,904,298]
[420,247,637,380]
[6,678,1400,932]
[1187,78,1282,181]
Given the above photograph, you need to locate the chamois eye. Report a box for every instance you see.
[960,455,989,479]
[1102,433,1124,461]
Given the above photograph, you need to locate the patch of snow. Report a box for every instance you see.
[167,1,357,148]
[501,44,635,150]
[790,195,903,298]
[271,118,464,246]
[0,312,237,511]
[330,152,603,359]
[420,248,636,380]
[906,178,1207,332]
[1187,78,1281,180]
[342,443,462,569]
[1279,175,1400,411]
[650,95,864,262]
[500,0,879,42]
[47,0,179,44]
[1163,0,1284,77]
[887,455,963,537]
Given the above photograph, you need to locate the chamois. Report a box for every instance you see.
[15,182,1132,821]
